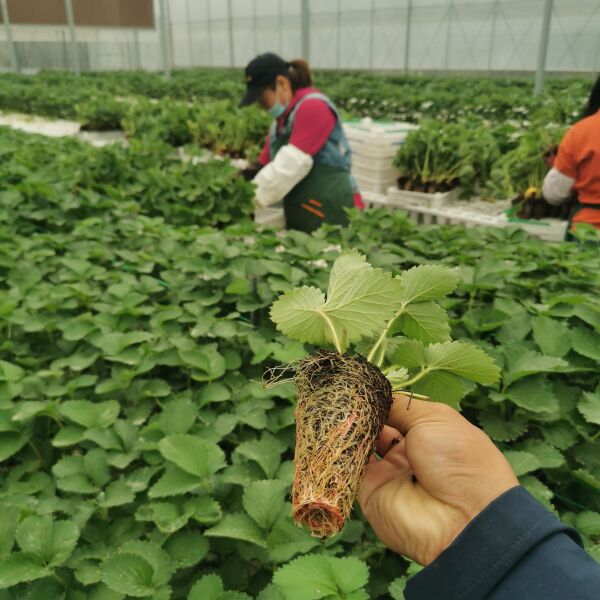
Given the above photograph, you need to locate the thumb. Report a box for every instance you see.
[386,394,460,436]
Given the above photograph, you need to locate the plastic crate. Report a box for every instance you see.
[355,175,397,195]
[344,118,418,150]
[361,191,390,209]
[387,186,460,209]
[373,193,507,228]
[499,215,568,242]
[352,153,399,171]
[344,118,417,194]
[408,206,505,228]
[353,165,399,194]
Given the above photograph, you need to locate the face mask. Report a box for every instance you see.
[268,101,287,118]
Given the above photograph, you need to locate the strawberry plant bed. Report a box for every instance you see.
[0,71,598,598]
[0,191,598,597]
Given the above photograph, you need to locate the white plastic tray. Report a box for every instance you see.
[361,192,390,209]
[345,119,417,194]
[370,191,505,227]
[367,191,567,241]
[355,173,398,195]
[387,186,460,209]
[498,215,568,242]
[352,153,400,170]
[343,119,418,146]
[349,141,405,160]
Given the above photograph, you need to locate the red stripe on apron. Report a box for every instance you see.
[301,203,325,219]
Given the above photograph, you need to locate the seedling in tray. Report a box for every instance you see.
[269,250,500,538]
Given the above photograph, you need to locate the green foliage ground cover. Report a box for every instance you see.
[0,69,590,126]
[0,71,269,159]
[0,69,594,193]
[0,128,254,231]
[0,124,598,597]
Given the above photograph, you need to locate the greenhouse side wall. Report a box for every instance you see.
[0,0,598,74]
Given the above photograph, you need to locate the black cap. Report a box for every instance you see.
[239,53,289,108]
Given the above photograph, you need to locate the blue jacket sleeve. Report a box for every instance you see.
[405,486,600,599]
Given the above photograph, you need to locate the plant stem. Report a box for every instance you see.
[376,350,385,369]
[467,290,476,312]
[52,572,67,588]
[367,305,405,363]
[392,390,431,400]
[317,309,342,353]
[401,368,431,388]
[553,492,591,512]
[28,440,43,463]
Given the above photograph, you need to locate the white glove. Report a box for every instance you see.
[254,144,313,208]
[542,167,575,205]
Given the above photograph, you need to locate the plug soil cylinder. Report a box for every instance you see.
[292,350,392,537]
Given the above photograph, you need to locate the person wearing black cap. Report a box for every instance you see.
[239,53,363,233]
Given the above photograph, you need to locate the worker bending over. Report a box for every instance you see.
[239,53,362,233]
[543,76,600,233]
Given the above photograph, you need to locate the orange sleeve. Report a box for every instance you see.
[554,127,578,179]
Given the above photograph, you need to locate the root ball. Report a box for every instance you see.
[292,350,392,537]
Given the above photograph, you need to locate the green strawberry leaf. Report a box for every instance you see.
[0,553,49,588]
[578,387,600,425]
[158,434,226,478]
[204,513,267,548]
[242,480,288,531]
[270,250,403,352]
[397,265,460,304]
[273,554,369,600]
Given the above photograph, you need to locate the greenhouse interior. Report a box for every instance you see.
[0,0,599,598]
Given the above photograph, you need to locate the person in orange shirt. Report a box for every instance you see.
[542,75,600,231]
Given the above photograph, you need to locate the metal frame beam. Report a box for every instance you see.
[404,0,412,73]
[158,0,172,78]
[336,0,342,69]
[133,29,141,70]
[278,0,283,56]
[64,0,80,74]
[301,0,310,59]
[535,0,554,95]
[227,0,235,66]
[0,0,18,73]
[206,0,213,67]
[487,0,499,72]
[185,0,193,66]
[444,1,453,70]
[368,0,375,69]
[253,0,257,56]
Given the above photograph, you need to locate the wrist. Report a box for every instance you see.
[418,509,472,566]
[419,483,520,566]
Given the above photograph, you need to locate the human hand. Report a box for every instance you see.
[524,186,542,201]
[237,161,263,181]
[357,394,519,566]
